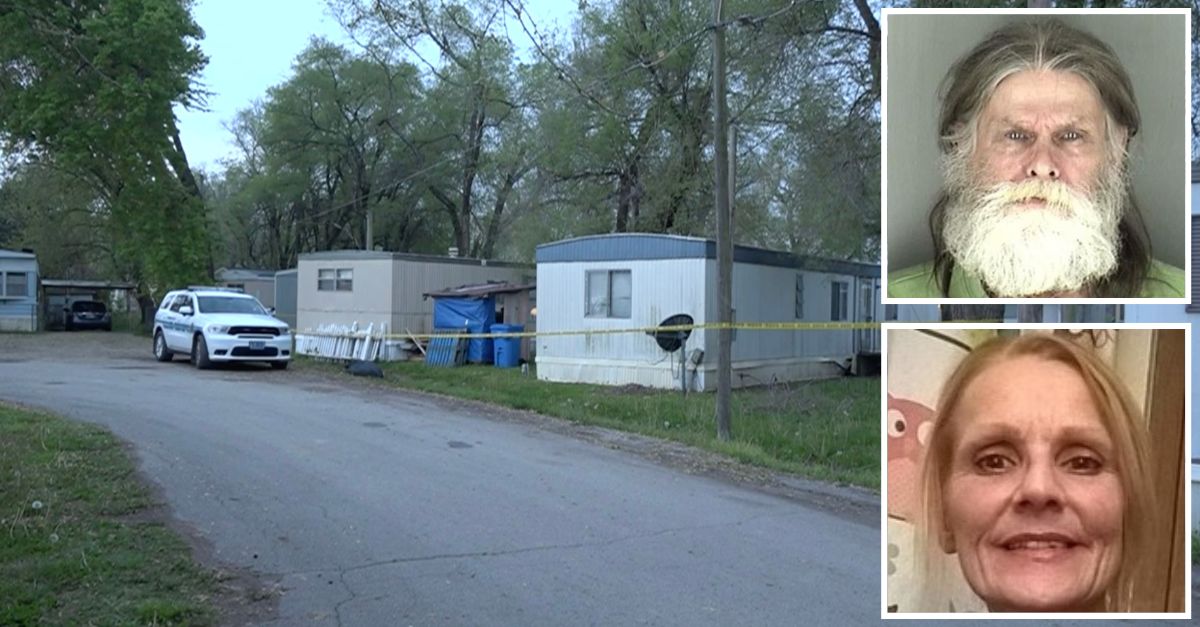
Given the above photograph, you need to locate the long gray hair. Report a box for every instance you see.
[929,19,1154,297]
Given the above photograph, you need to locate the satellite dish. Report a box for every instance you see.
[650,314,693,352]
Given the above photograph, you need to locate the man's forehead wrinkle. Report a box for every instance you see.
[988,114,1094,131]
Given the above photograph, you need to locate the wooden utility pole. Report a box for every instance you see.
[365,210,374,251]
[712,0,732,441]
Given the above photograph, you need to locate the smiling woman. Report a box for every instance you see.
[886,328,1187,615]
[920,333,1151,612]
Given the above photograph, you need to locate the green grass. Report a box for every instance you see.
[301,359,880,489]
[0,403,217,626]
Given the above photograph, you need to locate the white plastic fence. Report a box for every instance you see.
[295,322,388,361]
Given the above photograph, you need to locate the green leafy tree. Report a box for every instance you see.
[0,0,210,312]
[261,40,424,253]
[0,164,109,278]
[336,0,538,258]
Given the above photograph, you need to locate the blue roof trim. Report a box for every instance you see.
[535,234,879,278]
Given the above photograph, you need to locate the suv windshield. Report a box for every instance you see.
[71,301,106,313]
[196,296,265,315]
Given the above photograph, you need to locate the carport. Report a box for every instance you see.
[40,279,138,331]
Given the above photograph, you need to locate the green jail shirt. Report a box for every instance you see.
[887,259,1186,298]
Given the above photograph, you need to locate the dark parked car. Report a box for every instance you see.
[65,300,112,331]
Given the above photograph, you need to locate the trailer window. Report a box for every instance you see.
[585,270,631,319]
[318,269,335,291]
[830,281,848,321]
[2,272,27,297]
[318,268,353,292]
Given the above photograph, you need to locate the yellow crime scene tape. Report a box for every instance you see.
[297,321,881,341]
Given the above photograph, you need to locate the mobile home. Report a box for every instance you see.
[0,249,38,332]
[296,250,532,334]
[535,234,880,391]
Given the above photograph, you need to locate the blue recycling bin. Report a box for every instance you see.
[491,324,524,368]
[467,322,493,364]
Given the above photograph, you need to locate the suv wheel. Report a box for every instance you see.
[153,331,173,362]
[270,360,289,370]
[192,334,213,370]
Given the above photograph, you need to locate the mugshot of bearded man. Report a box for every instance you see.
[888,19,1185,299]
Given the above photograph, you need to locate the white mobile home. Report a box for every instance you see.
[297,250,533,334]
[535,234,881,391]
[0,249,38,332]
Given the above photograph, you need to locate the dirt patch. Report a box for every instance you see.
[604,383,659,396]
[0,330,151,362]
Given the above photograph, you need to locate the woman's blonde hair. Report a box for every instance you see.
[916,332,1154,612]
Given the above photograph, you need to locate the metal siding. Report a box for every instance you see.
[730,264,855,362]
[537,255,875,388]
[0,257,38,331]
[274,271,298,328]
[536,258,707,382]
[243,278,275,309]
[536,234,879,277]
[731,263,789,363]
[391,261,528,334]
[0,299,37,331]
[537,234,709,263]
[296,258,392,331]
[300,249,530,269]
[296,262,319,332]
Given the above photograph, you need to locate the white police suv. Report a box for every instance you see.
[153,287,293,370]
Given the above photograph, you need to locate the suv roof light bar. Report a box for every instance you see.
[186,285,245,293]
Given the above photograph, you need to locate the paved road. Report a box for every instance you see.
[0,336,884,625]
[0,334,1193,625]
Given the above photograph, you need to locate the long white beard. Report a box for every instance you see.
[942,175,1124,297]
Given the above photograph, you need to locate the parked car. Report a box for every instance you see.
[64,300,112,331]
[152,287,292,370]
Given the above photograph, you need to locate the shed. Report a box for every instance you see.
[424,281,537,362]
[216,267,278,309]
[535,234,880,391]
[0,249,38,332]
[296,250,533,335]
[40,279,138,330]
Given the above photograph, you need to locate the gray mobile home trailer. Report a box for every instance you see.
[297,250,533,334]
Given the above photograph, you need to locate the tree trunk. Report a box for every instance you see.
[457,89,487,254]
[614,162,640,232]
[166,123,203,201]
[851,0,881,98]
[479,169,519,259]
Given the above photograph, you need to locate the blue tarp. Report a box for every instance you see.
[432,296,496,363]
